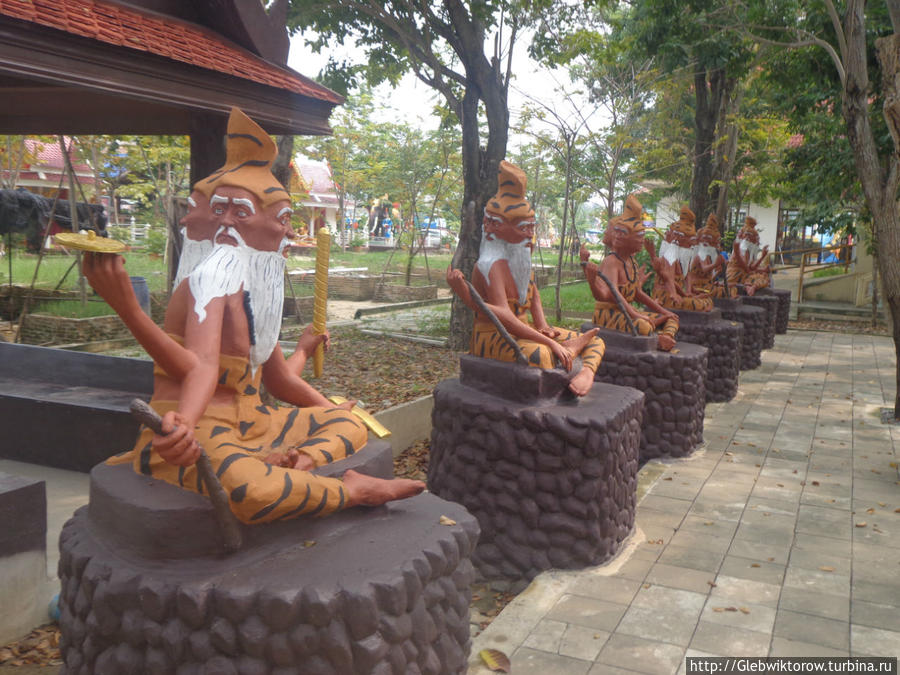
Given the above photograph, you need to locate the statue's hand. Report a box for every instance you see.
[81,251,136,313]
[537,324,560,340]
[296,325,328,357]
[153,411,201,467]
[333,399,357,412]
[579,244,591,263]
[550,341,573,372]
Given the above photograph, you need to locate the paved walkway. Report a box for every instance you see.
[469,329,900,672]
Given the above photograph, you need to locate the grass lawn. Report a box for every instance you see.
[539,281,596,315]
[1,249,169,293]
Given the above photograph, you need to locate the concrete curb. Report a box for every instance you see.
[372,394,434,456]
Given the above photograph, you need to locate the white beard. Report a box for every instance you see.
[173,229,214,288]
[659,240,695,277]
[739,238,760,261]
[188,227,285,374]
[696,244,718,265]
[477,234,532,305]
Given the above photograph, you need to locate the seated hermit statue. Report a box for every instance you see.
[690,213,729,299]
[727,216,771,295]
[93,108,422,523]
[580,194,679,351]
[647,205,714,312]
[446,160,605,396]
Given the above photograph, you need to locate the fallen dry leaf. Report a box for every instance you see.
[707,581,717,588]
[856,522,868,528]
[439,515,457,526]
[812,481,820,486]
[739,607,751,614]
[303,540,316,548]
[819,566,835,572]
[751,563,761,568]
[866,508,875,514]
[479,648,510,673]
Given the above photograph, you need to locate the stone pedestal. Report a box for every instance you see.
[674,309,742,403]
[58,441,479,675]
[759,287,791,334]
[714,298,765,370]
[589,329,707,461]
[429,356,643,587]
[741,294,778,349]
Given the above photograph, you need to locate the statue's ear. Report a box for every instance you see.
[483,217,496,241]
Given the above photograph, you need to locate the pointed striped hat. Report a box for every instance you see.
[484,161,535,225]
[671,205,696,237]
[196,107,290,207]
[699,213,721,244]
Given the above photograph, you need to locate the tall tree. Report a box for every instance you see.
[287,1,540,348]
[741,0,899,415]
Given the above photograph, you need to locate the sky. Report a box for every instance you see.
[286,29,593,151]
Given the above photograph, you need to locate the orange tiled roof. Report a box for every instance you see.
[0,0,341,104]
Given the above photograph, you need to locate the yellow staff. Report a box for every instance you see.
[312,227,330,378]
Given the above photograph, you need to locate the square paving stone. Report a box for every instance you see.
[617,605,703,647]
[745,496,800,517]
[734,521,795,548]
[851,600,900,633]
[796,505,852,538]
[690,621,771,657]
[700,599,776,634]
[852,525,900,550]
[792,532,852,558]
[718,555,786,585]
[523,618,568,653]
[710,575,782,609]
[769,637,849,656]
[739,509,797,531]
[850,625,900,657]
[546,594,629,632]
[727,539,791,566]
[679,515,740,538]
[560,624,610,661]
[774,609,850,650]
[510,646,593,674]
[596,633,686,675]
[631,585,708,613]
[641,495,694,515]
[687,500,745,523]
[669,530,732,555]
[658,545,725,574]
[852,578,900,606]
[614,556,655,582]
[645,564,718,595]
[784,565,851,596]
[568,575,642,606]
[637,507,688,531]
[778,587,849,622]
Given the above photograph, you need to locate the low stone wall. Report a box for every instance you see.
[591,329,707,461]
[675,309,742,403]
[374,284,438,303]
[295,274,377,301]
[20,313,132,345]
[429,356,642,587]
[282,295,315,322]
[741,294,778,349]
[715,298,765,371]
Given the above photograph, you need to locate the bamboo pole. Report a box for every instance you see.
[312,227,330,378]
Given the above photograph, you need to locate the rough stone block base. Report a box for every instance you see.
[0,474,48,645]
[674,309,742,403]
[58,456,478,674]
[429,357,643,586]
[741,294,778,348]
[759,287,791,334]
[714,298,765,370]
[590,328,707,461]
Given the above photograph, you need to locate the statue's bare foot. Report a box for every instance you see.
[343,469,425,507]
[658,333,676,351]
[568,366,595,397]
[561,328,599,357]
[745,285,756,296]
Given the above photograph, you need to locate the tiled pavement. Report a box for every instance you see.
[469,330,900,673]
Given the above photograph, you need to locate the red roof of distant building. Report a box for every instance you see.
[0,0,341,104]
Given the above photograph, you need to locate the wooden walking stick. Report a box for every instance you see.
[456,273,528,366]
[130,399,243,553]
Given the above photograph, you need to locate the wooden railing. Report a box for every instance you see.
[767,242,854,301]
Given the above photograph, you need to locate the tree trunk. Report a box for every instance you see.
[272,135,294,191]
[690,67,726,222]
[713,83,742,225]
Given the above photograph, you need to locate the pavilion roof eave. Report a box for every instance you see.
[0,18,338,137]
